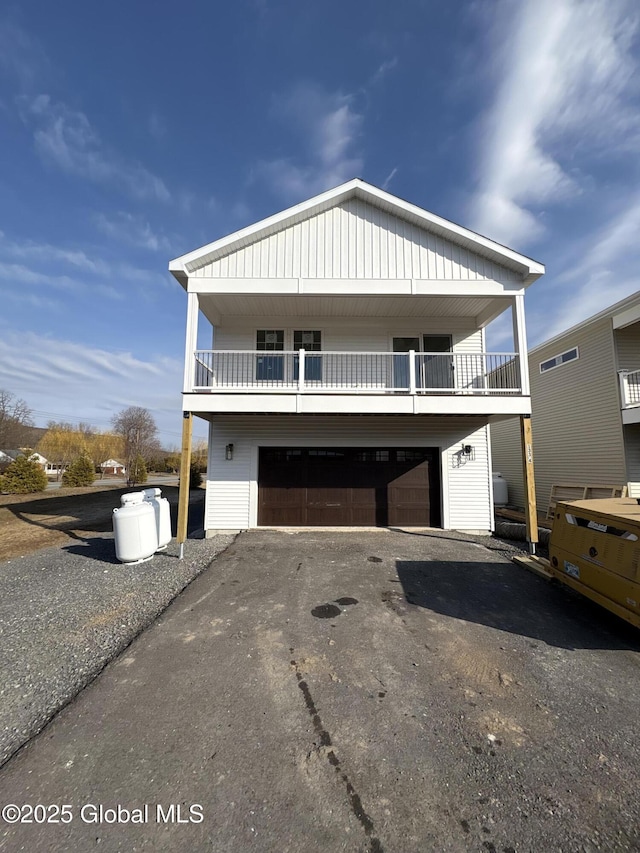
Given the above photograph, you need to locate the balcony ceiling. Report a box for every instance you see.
[198,294,512,327]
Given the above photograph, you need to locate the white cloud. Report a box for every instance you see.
[0,19,49,89]
[0,230,108,273]
[256,82,364,201]
[148,112,167,141]
[574,196,640,273]
[528,193,640,342]
[93,212,170,252]
[0,233,164,298]
[468,0,640,247]
[0,262,84,293]
[0,332,186,445]
[382,167,398,190]
[370,57,398,85]
[17,94,171,202]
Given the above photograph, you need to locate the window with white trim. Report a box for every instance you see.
[539,347,579,373]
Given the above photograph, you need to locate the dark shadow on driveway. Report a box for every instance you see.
[396,559,640,652]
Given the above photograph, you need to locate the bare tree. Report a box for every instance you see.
[111,406,160,485]
[0,390,35,450]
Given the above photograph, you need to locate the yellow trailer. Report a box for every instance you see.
[547,498,640,629]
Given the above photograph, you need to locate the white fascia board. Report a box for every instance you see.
[353,182,545,280]
[169,178,545,286]
[169,180,360,284]
[188,277,525,298]
[613,299,640,330]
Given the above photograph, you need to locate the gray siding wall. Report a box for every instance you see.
[614,324,640,371]
[489,418,524,509]
[623,424,640,481]
[490,317,626,511]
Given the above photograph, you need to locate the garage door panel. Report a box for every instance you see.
[258,448,440,527]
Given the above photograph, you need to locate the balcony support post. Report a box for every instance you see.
[177,411,193,559]
[408,350,417,394]
[298,349,305,393]
[183,291,199,392]
[520,414,538,555]
[512,294,529,395]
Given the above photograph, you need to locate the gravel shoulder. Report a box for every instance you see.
[0,494,234,767]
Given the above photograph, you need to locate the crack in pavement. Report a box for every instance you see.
[289,649,383,853]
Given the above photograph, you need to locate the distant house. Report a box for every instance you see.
[100,459,126,476]
[491,291,640,513]
[26,451,49,470]
[0,450,16,471]
[0,449,52,474]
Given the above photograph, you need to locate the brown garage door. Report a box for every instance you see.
[258,447,440,527]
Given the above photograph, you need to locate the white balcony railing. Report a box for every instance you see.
[620,369,640,408]
[191,351,522,395]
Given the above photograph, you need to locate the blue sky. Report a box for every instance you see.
[1,0,639,446]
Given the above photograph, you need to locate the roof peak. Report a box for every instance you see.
[169,179,545,287]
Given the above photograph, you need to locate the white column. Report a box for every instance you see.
[183,291,199,392]
[619,371,629,408]
[408,350,417,394]
[298,349,306,393]
[511,293,530,396]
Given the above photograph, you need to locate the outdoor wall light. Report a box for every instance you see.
[462,444,473,456]
[225,443,234,461]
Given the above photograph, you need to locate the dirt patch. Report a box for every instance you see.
[0,484,190,562]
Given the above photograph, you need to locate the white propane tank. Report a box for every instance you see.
[142,487,172,551]
[113,492,158,564]
[492,472,509,507]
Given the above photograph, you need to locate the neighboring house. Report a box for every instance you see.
[0,450,16,471]
[491,292,640,513]
[0,449,51,473]
[26,451,49,470]
[100,459,126,476]
[169,179,544,535]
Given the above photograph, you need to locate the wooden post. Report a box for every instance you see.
[520,414,538,554]
[177,411,193,559]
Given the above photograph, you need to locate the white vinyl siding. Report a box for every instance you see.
[213,322,483,353]
[491,318,626,512]
[205,415,492,532]
[195,199,519,282]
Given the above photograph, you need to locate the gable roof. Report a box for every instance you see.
[169,178,545,288]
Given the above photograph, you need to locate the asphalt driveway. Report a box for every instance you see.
[0,529,639,852]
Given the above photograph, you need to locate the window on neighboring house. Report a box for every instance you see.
[539,347,579,374]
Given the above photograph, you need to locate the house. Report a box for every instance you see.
[26,451,49,470]
[0,450,16,471]
[0,449,50,471]
[169,179,544,536]
[491,292,640,513]
[100,459,126,476]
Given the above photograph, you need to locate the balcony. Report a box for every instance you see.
[620,369,640,424]
[183,350,528,417]
[192,350,519,393]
